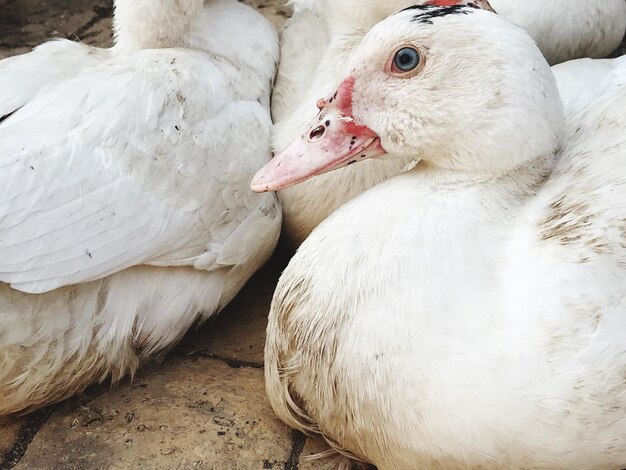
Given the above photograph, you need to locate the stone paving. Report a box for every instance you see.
[0,1,625,469]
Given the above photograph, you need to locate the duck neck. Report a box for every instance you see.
[393,153,556,304]
[417,152,556,191]
[113,0,204,50]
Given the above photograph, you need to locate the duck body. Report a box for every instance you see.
[0,40,109,120]
[267,130,626,468]
[262,6,626,468]
[490,0,626,65]
[0,0,280,414]
[268,159,626,469]
[274,0,626,247]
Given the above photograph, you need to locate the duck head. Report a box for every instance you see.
[252,1,563,192]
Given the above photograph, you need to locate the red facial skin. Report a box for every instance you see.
[425,0,495,12]
[251,77,386,193]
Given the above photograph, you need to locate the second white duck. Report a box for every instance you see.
[0,0,280,414]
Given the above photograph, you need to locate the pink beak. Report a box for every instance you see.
[251,77,386,193]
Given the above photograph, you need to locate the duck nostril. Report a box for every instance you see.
[309,125,326,141]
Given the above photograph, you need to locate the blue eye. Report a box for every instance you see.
[393,47,420,73]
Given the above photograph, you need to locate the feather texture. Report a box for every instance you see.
[0,0,280,414]
[266,8,626,468]
[272,0,626,247]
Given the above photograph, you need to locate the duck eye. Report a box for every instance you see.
[392,47,420,74]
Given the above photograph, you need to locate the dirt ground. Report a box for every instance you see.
[0,1,625,469]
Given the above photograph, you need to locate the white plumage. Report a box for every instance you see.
[489,0,626,65]
[553,55,626,116]
[261,5,626,468]
[274,0,626,247]
[0,0,280,414]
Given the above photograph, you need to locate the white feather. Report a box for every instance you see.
[272,0,626,247]
[490,0,626,65]
[553,55,626,116]
[266,8,626,468]
[0,40,109,118]
[0,0,280,414]
[287,0,318,13]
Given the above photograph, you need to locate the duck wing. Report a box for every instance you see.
[0,40,108,120]
[0,48,277,294]
[553,56,626,116]
[532,80,626,275]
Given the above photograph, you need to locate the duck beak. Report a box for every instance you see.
[251,77,386,193]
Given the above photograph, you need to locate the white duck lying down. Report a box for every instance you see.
[0,0,280,414]
[256,3,626,469]
[274,0,626,247]
[489,0,626,66]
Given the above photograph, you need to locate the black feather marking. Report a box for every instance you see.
[0,107,19,126]
[400,5,477,25]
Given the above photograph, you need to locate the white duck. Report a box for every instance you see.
[490,0,626,66]
[255,4,626,469]
[0,0,280,414]
[273,0,626,246]
[553,54,626,116]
